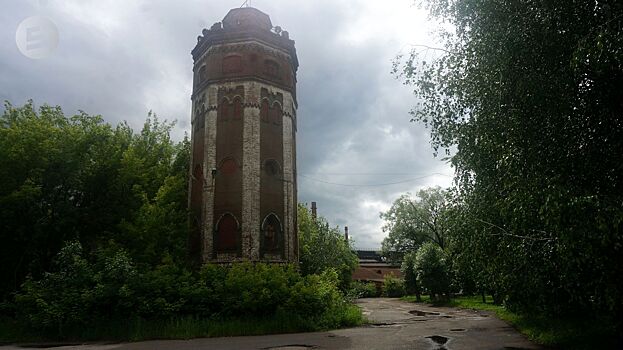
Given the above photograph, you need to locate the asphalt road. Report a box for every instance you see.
[3,298,543,350]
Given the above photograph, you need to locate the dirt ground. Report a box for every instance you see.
[2,298,543,350]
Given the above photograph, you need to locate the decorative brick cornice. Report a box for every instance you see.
[192,77,296,101]
[203,41,291,62]
[192,27,298,71]
[204,104,292,117]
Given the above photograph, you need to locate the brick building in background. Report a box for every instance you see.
[352,250,403,289]
[188,7,298,263]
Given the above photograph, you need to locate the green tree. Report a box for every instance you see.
[0,101,190,301]
[298,204,358,291]
[414,242,450,302]
[381,187,451,262]
[0,101,125,299]
[401,251,421,301]
[395,0,623,324]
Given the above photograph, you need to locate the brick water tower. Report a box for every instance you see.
[189,7,298,263]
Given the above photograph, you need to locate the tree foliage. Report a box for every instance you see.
[395,0,623,324]
[413,242,450,301]
[0,101,189,300]
[298,204,358,290]
[381,187,451,262]
[401,251,421,300]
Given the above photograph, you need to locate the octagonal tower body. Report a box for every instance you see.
[189,7,298,263]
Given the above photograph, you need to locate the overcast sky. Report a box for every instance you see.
[1,0,453,249]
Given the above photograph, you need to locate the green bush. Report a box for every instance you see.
[15,242,95,334]
[401,251,421,299]
[414,242,450,301]
[219,262,299,317]
[129,257,197,318]
[13,242,361,338]
[285,269,347,328]
[382,274,406,297]
[348,281,378,299]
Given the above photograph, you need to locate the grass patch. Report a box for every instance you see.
[0,305,364,343]
[400,295,619,349]
[400,295,431,303]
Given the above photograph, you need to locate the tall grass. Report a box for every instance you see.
[1,305,364,343]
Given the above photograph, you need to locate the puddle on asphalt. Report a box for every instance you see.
[425,335,451,350]
[369,322,403,328]
[264,346,315,350]
[409,310,440,316]
[427,335,449,345]
[450,328,466,332]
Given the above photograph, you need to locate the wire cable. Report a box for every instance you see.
[299,173,451,187]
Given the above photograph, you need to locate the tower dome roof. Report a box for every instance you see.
[222,7,272,31]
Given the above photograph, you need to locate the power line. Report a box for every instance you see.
[299,172,452,176]
[299,173,451,187]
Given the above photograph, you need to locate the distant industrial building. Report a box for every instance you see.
[352,249,402,288]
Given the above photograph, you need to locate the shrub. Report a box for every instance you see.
[401,251,421,300]
[414,242,450,301]
[13,242,362,338]
[285,269,346,328]
[382,274,406,297]
[219,262,300,317]
[348,281,378,299]
[14,242,95,334]
[129,257,197,318]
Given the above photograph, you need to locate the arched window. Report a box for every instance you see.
[194,105,205,130]
[218,98,230,122]
[216,213,239,252]
[261,213,282,254]
[269,102,282,125]
[232,97,243,120]
[260,99,269,123]
[263,159,280,177]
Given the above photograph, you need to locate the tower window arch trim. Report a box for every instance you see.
[214,212,241,253]
[260,213,283,257]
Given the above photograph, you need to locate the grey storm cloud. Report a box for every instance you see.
[0,0,453,249]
